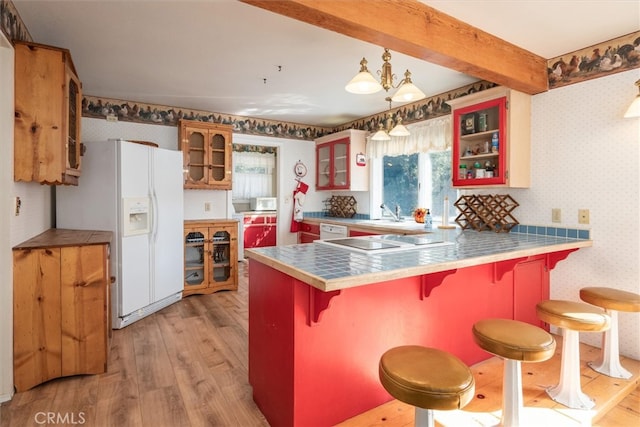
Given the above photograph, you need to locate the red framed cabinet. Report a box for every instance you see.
[297,221,320,243]
[447,86,531,188]
[314,129,368,191]
[244,214,277,249]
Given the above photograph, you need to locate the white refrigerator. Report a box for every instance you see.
[57,139,184,329]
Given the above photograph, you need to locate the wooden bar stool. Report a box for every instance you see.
[472,318,556,427]
[536,300,610,410]
[379,345,475,427]
[579,287,640,379]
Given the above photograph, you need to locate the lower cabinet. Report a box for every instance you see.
[12,229,112,392]
[244,214,277,249]
[183,220,238,296]
[298,221,320,243]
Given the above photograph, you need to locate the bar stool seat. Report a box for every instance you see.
[379,345,475,427]
[580,287,640,379]
[472,318,556,427]
[536,300,610,410]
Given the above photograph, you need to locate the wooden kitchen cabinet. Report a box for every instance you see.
[244,214,277,249]
[183,220,238,296]
[314,129,368,191]
[14,41,83,186]
[13,229,112,392]
[447,86,531,188]
[178,120,233,190]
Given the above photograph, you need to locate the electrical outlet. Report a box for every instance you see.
[578,209,590,224]
[204,202,211,212]
[551,208,561,223]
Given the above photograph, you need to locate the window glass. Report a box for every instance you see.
[381,150,457,222]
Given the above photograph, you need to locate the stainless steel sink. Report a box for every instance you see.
[315,234,453,254]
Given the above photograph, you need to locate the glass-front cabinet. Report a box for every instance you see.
[183,220,238,296]
[447,86,531,188]
[14,41,83,185]
[314,129,369,191]
[179,120,233,190]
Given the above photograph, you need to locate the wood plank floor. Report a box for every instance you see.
[1,261,638,426]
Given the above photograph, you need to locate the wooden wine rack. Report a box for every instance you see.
[454,194,519,232]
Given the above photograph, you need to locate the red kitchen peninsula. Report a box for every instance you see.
[246,231,591,427]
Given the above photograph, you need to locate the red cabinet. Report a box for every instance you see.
[298,222,320,243]
[447,86,531,188]
[314,129,368,191]
[244,214,277,249]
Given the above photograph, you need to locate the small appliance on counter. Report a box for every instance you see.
[250,197,277,211]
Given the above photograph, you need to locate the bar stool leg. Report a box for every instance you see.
[589,310,632,379]
[414,407,434,427]
[546,329,595,410]
[502,359,523,427]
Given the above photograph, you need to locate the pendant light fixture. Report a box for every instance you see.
[624,79,640,118]
[345,48,426,103]
[371,97,411,142]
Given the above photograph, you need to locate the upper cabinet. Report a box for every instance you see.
[14,41,83,185]
[314,129,368,191]
[178,120,233,190]
[447,87,531,188]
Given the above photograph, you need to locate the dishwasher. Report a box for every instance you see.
[319,223,348,240]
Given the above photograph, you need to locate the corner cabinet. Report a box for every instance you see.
[447,86,531,188]
[14,41,83,186]
[13,229,112,392]
[178,120,233,190]
[314,129,369,191]
[183,220,238,296]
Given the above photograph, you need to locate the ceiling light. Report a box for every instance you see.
[345,48,426,103]
[371,97,410,141]
[624,79,640,118]
[345,58,384,94]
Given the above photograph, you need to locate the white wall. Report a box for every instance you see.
[479,69,640,359]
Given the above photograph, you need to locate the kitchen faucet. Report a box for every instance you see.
[380,203,402,222]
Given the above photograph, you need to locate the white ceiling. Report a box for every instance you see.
[13,0,640,127]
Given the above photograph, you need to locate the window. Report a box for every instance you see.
[368,116,457,223]
[379,151,457,223]
[232,145,276,200]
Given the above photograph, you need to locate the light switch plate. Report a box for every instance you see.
[578,209,590,224]
[552,208,561,223]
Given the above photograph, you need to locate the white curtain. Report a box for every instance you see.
[366,115,452,158]
[232,151,275,199]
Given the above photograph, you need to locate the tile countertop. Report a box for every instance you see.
[244,229,592,292]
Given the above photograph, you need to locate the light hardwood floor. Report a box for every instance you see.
[1,261,638,426]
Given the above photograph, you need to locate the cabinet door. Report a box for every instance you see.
[182,126,210,187]
[184,229,208,293]
[452,97,507,187]
[210,227,233,285]
[60,245,108,376]
[13,248,62,392]
[513,257,548,327]
[316,143,332,189]
[332,139,349,189]
[208,129,233,190]
[64,67,82,178]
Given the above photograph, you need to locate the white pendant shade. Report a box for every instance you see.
[391,82,426,103]
[345,71,383,94]
[624,96,640,118]
[389,123,410,137]
[371,126,391,141]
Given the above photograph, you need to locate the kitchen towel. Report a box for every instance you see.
[290,180,309,232]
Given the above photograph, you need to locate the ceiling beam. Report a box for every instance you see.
[240,0,549,94]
